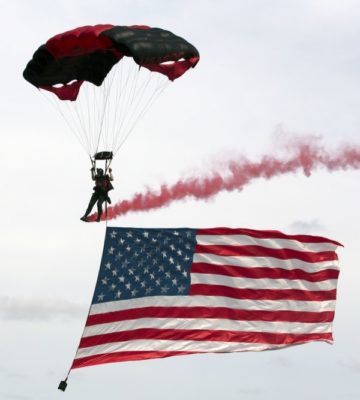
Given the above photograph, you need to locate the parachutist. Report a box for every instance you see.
[23,25,199,182]
[81,168,114,222]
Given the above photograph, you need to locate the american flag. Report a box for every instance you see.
[71,227,341,369]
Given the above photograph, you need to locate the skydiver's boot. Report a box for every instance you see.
[80,215,89,222]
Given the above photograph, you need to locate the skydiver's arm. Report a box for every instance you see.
[108,168,114,181]
[91,168,96,181]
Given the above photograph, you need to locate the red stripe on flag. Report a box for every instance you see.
[72,331,333,369]
[72,350,193,369]
[191,263,339,281]
[79,328,333,349]
[195,244,338,263]
[190,284,337,301]
[86,306,334,326]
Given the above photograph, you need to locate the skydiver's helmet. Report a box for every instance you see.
[96,168,104,176]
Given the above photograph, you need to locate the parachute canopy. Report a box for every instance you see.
[23,25,199,160]
[23,24,199,101]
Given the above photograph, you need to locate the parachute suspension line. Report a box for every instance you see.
[105,198,108,226]
[69,99,94,154]
[73,100,93,156]
[113,72,170,155]
[112,69,154,153]
[89,85,99,150]
[134,74,169,124]
[92,82,102,154]
[89,83,100,154]
[58,89,92,155]
[98,58,135,155]
[85,82,92,151]
[105,158,109,227]
[40,90,90,156]
[119,68,151,134]
[102,69,117,154]
[112,60,140,150]
[83,81,96,156]
[114,59,137,148]
[109,59,124,148]
[94,71,114,156]
[101,79,109,152]
[110,62,153,153]
[41,60,170,160]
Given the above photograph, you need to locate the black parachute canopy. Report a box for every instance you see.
[23,24,200,100]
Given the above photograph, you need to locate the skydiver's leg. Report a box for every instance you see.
[96,196,106,222]
[81,193,98,220]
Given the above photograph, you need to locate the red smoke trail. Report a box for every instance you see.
[89,136,360,221]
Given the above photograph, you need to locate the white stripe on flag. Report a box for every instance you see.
[193,253,339,272]
[191,273,338,291]
[89,296,336,316]
[75,337,332,360]
[82,316,333,338]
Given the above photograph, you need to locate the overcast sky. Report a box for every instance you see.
[1,1,360,399]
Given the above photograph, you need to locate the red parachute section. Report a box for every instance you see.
[24,24,200,101]
[46,25,117,58]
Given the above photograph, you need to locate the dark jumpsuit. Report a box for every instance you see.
[83,174,113,221]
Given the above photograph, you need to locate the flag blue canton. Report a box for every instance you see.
[93,228,197,304]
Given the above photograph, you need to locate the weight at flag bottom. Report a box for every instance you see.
[71,227,341,369]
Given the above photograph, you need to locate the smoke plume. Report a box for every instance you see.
[89,135,360,221]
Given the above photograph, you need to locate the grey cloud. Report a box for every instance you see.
[0,366,29,380]
[236,387,264,396]
[271,355,295,368]
[0,296,86,321]
[1,394,32,400]
[338,358,360,373]
[287,219,326,234]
